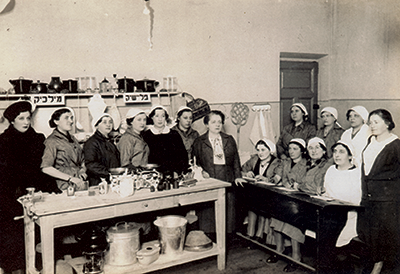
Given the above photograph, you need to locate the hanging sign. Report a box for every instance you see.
[30,94,65,106]
[124,93,151,103]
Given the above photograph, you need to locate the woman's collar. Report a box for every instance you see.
[149,125,170,135]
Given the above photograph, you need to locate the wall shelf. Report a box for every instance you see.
[0,91,180,101]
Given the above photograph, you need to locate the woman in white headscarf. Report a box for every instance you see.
[117,108,149,170]
[324,140,361,247]
[240,138,280,242]
[340,106,371,165]
[316,107,344,158]
[84,113,120,186]
[276,103,316,159]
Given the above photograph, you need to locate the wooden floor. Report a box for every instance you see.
[151,234,311,274]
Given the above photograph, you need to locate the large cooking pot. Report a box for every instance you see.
[107,222,140,266]
[9,77,33,94]
[135,78,159,92]
[117,77,135,93]
[30,80,48,94]
[61,79,78,93]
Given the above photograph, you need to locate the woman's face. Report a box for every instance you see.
[132,113,147,133]
[12,111,31,133]
[348,111,364,128]
[256,144,271,161]
[321,112,335,127]
[152,109,166,128]
[307,142,325,161]
[369,114,389,136]
[55,112,74,132]
[178,111,193,130]
[333,144,352,167]
[97,116,113,136]
[207,114,223,135]
[288,143,302,161]
[290,106,304,123]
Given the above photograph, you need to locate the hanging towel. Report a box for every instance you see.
[249,106,276,146]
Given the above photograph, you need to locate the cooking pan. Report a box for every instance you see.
[9,77,33,94]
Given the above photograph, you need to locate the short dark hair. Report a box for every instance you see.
[369,109,395,131]
[49,108,72,128]
[176,109,193,124]
[203,110,225,125]
[331,142,352,156]
[147,107,169,125]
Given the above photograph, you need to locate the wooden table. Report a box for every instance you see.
[239,181,362,273]
[20,178,230,274]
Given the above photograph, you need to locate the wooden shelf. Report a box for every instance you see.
[0,91,180,100]
[68,243,219,274]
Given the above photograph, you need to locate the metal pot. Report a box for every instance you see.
[117,77,135,93]
[135,78,159,92]
[30,80,48,94]
[61,79,78,93]
[9,77,33,94]
[107,222,140,266]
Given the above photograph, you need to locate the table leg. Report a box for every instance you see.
[40,218,55,274]
[215,188,226,270]
[24,214,39,274]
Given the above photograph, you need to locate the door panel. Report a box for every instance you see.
[280,61,319,130]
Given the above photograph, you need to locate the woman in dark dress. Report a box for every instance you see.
[84,113,120,186]
[358,109,400,274]
[0,101,50,273]
[192,110,246,233]
[276,103,316,159]
[171,106,199,160]
[142,105,188,174]
[316,107,344,158]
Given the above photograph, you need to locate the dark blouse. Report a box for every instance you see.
[142,128,189,174]
[276,121,316,158]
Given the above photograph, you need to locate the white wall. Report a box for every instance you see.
[0,0,399,152]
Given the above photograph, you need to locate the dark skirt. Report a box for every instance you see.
[357,199,400,267]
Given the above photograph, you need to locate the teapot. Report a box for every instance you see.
[30,80,48,94]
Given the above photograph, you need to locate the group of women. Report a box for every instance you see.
[0,100,399,274]
[241,103,400,274]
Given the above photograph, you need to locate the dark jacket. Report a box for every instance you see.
[142,128,189,174]
[361,138,400,202]
[192,131,241,183]
[84,130,120,186]
[171,125,199,160]
[276,121,316,158]
[316,124,344,158]
[241,154,280,181]
[0,126,51,272]
[297,157,333,194]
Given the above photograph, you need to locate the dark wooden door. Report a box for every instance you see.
[280,61,319,130]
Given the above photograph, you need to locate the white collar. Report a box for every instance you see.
[149,125,170,135]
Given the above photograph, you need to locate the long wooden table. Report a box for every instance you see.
[239,181,362,273]
[20,178,230,274]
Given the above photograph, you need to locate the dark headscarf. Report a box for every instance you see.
[3,101,32,122]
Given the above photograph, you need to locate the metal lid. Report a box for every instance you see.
[107,222,139,239]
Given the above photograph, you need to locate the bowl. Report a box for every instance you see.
[109,167,128,175]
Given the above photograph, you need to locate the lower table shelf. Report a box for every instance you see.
[68,243,219,274]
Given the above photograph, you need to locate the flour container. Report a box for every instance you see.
[153,215,187,257]
[106,222,140,266]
